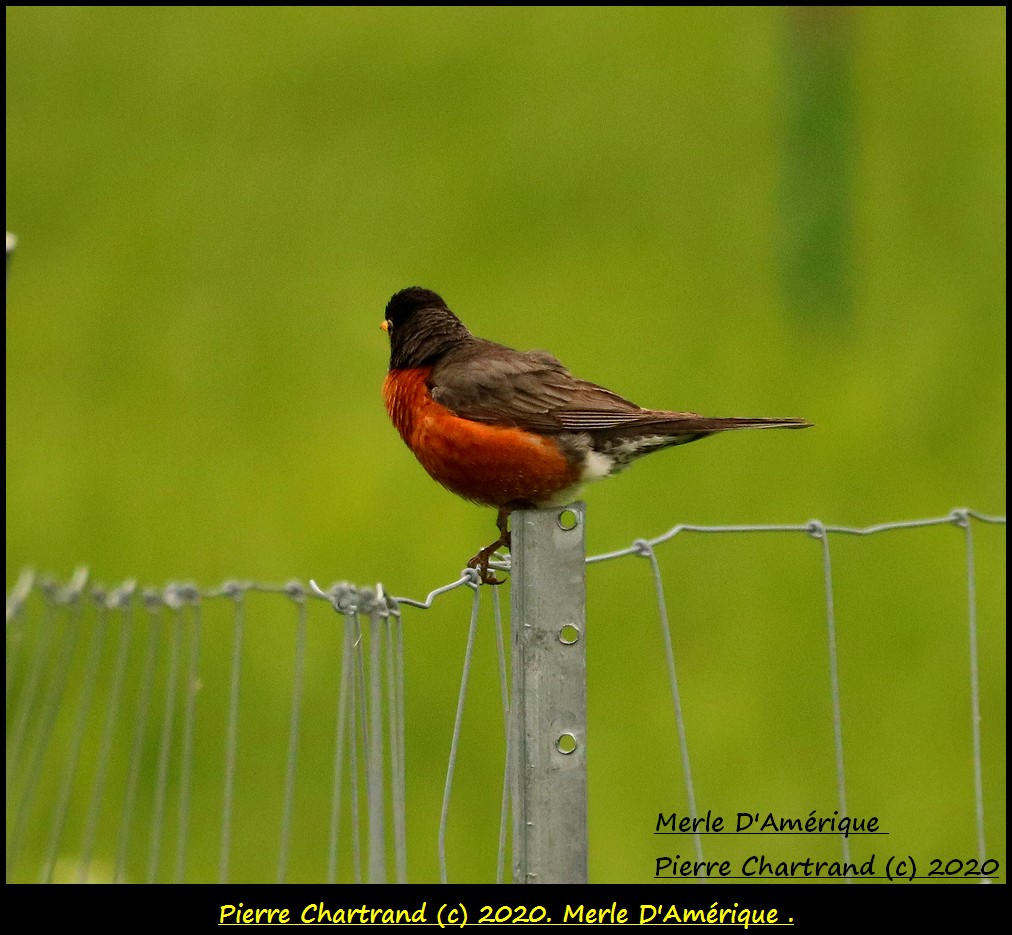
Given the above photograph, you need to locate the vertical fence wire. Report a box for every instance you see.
[218,588,245,883]
[438,582,482,884]
[278,584,308,883]
[4,570,34,713]
[174,593,201,884]
[367,603,386,883]
[41,587,109,883]
[349,610,366,883]
[808,521,852,874]
[386,607,408,884]
[956,511,987,866]
[6,577,50,794]
[77,582,135,882]
[115,592,161,882]
[634,538,706,873]
[6,569,88,880]
[6,591,56,798]
[493,586,513,886]
[326,607,355,883]
[147,595,184,883]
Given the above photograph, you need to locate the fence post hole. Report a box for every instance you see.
[510,502,588,884]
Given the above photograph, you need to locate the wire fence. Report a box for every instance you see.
[5,507,1006,883]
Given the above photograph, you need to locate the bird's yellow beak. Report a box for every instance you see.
[380,320,389,332]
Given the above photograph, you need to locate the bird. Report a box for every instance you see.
[381,287,811,584]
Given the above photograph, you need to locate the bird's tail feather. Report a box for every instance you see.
[630,414,813,435]
[696,416,812,431]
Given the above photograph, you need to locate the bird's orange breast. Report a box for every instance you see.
[383,367,581,508]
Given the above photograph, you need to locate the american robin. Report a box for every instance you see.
[382,287,811,584]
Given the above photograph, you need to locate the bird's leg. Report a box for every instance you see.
[467,508,512,586]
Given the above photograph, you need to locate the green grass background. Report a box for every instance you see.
[6,7,1005,884]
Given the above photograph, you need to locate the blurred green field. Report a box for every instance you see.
[6,7,1005,885]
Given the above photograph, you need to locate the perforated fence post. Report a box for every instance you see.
[510,502,588,884]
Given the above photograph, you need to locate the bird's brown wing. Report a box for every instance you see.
[429,340,694,433]
[429,339,812,437]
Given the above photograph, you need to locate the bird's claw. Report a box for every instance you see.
[466,549,507,586]
[466,508,514,586]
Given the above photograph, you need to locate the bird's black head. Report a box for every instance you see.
[385,287,448,327]
[383,287,473,370]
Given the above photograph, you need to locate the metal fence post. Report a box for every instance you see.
[510,502,588,884]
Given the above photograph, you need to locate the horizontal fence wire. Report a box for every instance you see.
[4,508,1006,883]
